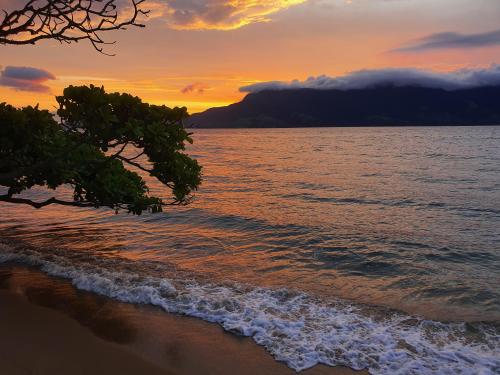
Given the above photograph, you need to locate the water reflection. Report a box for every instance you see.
[0,127,499,322]
[0,266,137,344]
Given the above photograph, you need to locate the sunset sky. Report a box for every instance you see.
[1,0,500,113]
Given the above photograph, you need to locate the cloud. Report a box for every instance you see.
[391,29,500,53]
[181,82,209,94]
[0,66,56,92]
[240,65,500,93]
[0,0,27,12]
[147,0,307,30]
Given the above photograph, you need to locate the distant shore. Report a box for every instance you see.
[0,265,366,375]
[188,86,500,128]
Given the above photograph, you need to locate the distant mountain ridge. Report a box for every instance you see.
[188,86,500,128]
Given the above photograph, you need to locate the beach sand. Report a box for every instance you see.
[0,265,367,375]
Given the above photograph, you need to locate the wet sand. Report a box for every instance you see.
[0,265,367,375]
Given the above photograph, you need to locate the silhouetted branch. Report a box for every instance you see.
[0,195,96,208]
[115,155,177,190]
[110,141,129,157]
[0,194,188,209]
[0,0,149,54]
[116,154,152,173]
[127,150,144,161]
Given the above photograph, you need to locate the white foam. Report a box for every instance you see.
[1,243,499,374]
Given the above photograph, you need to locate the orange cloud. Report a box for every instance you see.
[148,0,307,30]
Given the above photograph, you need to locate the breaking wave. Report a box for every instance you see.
[1,242,499,374]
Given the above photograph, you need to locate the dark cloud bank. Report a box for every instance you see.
[0,66,56,92]
[240,65,500,93]
[392,29,500,53]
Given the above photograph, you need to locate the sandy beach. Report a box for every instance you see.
[0,265,366,375]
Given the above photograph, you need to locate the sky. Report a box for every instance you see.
[1,0,500,113]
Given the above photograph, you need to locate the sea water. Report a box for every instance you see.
[1,127,499,373]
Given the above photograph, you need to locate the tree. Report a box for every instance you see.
[0,85,202,214]
[0,0,147,54]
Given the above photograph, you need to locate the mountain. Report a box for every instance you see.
[188,86,500,128]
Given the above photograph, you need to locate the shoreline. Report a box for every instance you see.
[0,264,366,375]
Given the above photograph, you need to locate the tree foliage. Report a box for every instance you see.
[0,0,147,54]
[0,85,202,214]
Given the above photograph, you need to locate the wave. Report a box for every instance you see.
[282,192,500,219]
[0,242,499,374]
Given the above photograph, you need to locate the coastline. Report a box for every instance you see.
[0,265,366,375]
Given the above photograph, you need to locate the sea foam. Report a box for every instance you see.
[1,242,499,374]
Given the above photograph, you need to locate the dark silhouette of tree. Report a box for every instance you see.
[0,0,148,54]
[0,85,202,214]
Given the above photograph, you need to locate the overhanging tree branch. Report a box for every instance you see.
[0,86,202,215]
[0,195,96,208]
[0,194,187,209]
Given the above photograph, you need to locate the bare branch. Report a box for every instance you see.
[0,0,149,54]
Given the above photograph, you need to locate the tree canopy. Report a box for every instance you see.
[0,0,147,54]
[0,85,202,214]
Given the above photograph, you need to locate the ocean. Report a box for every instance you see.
[1,126,499,374]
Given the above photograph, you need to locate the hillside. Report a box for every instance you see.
[188,86,500,128]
